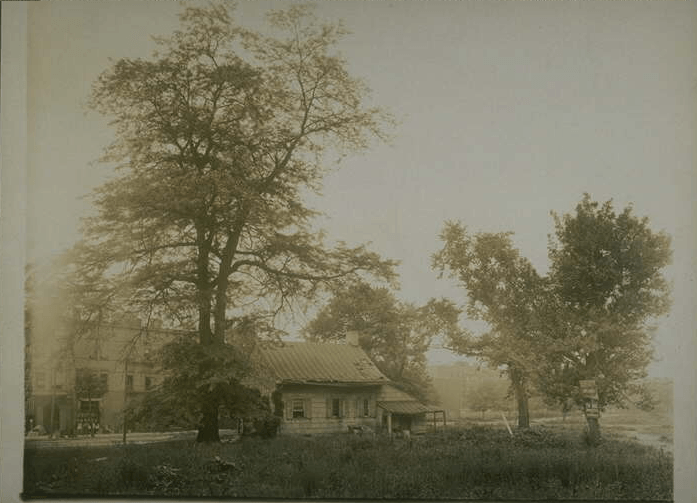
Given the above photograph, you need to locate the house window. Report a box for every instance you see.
[79,400,99,414]
[363,399,370,417]
[292,399,304,418]
[54,369,64,390]
[331,398,341,418]
[145,377,152,390]
[100,373,108,391]
[126,374,134,392]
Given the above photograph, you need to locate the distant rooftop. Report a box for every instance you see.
[259,341,388,385]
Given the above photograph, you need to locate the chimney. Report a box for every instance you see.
[345,330,360,346]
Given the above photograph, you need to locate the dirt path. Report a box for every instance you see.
[613,430,673,453]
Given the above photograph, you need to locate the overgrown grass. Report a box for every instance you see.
[24,425,672,500]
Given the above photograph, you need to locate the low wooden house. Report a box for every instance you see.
[258,335,445,435]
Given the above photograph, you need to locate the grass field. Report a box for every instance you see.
[24,425,672,500]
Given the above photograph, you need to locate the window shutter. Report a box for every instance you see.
[355,399,360,418]
[304,398,312,419]
[284,400,291,420]
[326,398,331,418]
[340,399,346,418]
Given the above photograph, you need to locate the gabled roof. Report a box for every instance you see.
[258,341,388,385]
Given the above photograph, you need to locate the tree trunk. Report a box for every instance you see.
[196,400,220,442]
[511,368,530,429]
[585,414,601,446]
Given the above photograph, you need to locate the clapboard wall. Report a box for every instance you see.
[278,383,381,434]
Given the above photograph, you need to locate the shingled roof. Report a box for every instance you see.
[259,341,388,384]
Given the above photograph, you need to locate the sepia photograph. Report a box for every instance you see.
[2,0,696,501]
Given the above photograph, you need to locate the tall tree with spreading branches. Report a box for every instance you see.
[76,4,395,442]
[433,226,546,428]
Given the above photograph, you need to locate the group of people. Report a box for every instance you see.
[76,421,99,436]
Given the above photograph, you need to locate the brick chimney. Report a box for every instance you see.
[345,330,360,346]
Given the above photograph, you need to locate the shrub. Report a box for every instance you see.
[116,456,151,490]
[251,415,280,438]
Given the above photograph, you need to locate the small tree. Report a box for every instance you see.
[304,282,462,402]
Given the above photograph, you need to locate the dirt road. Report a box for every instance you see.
[25,430,239,449]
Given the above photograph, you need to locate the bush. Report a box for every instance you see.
[251,415,280,438]
[116,456,151,490]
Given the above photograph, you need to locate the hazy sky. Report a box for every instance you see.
[25,0,697,377]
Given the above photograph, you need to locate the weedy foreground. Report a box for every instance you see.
[24,425,672,500]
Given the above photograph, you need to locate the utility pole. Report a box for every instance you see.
[49,366,56,438]
[122,357,128,445]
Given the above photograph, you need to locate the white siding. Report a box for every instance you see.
[278,385,380,435]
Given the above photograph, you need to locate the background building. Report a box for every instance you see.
[25,308,179,436]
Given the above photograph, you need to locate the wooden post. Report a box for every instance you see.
[443,410,447,428]
[501,411,513,437]
[386,412,392,436]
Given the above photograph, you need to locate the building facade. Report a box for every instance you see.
[25,315,178,436]
[258,337,445,435]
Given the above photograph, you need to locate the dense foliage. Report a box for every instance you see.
[304,282,461,402]
[434,195,672,436]
[538,195,672,416]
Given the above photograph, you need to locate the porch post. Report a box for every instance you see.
[386,412,392,436]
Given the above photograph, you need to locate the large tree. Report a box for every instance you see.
[75,4,394,442]
[433,226,546,428]
[304,283,462,402]
[539,195,672,442]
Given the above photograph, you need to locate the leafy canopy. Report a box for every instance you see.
[304,282,462,402]
[78,3,395,335]
[433,224,545,377]
[434,194,673,414]
[538,194,672,409]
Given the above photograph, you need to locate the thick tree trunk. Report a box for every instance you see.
[511,368,530,429]
[196,400,220,443]
[195,222,247,443]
